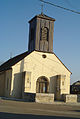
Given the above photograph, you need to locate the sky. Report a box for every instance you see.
[0,0,80,84]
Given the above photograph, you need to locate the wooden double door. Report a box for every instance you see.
[36,77,49,93]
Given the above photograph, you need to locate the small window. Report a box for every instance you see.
[42,54,47,58]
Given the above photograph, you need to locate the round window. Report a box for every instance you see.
[42,54,47,58]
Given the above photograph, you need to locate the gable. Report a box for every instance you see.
[0,50,72,75]
[34,50,72,74]
[12,50,71,75]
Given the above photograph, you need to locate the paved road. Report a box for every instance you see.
[0,99,80,119]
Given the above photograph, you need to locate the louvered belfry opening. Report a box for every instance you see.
[41,27,49,41]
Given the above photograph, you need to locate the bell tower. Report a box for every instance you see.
[28,14,55,52]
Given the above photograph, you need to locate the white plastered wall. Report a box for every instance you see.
[11,51,71,97]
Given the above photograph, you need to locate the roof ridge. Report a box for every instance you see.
[29,13,55,23]
[0,51,29,72]
[0,51,28,66]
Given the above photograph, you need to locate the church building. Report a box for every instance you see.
[0,14,72,102]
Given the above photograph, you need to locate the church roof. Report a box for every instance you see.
[29,13,55,23]
[0,51,30,72]
[0,50,72,74]
[72,80,80,86]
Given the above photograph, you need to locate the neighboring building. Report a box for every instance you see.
[70,81,80,94]
[0,14,72,101]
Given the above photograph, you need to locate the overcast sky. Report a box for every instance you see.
[0,0,80,84]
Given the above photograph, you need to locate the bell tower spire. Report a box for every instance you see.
[28,14,55,52]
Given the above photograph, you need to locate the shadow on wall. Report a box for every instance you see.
[50,76,57,96]
[20,59,24,73]
[11,73,23,99]
[11,59,25,98]
[0,112,76,119]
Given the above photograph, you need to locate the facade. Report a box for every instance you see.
[0,14,72,101]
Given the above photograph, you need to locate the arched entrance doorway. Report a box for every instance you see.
[36,76,49,93]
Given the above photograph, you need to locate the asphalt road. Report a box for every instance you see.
[0,99,80,119]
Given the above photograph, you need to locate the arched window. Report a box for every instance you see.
[36,76,49,93]
[41,27,49,41]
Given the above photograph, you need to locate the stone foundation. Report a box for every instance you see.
[36,93,54,103]
[63,94,77,103]
[23,92,36,102]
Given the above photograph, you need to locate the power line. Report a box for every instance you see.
[40,0,80,14]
